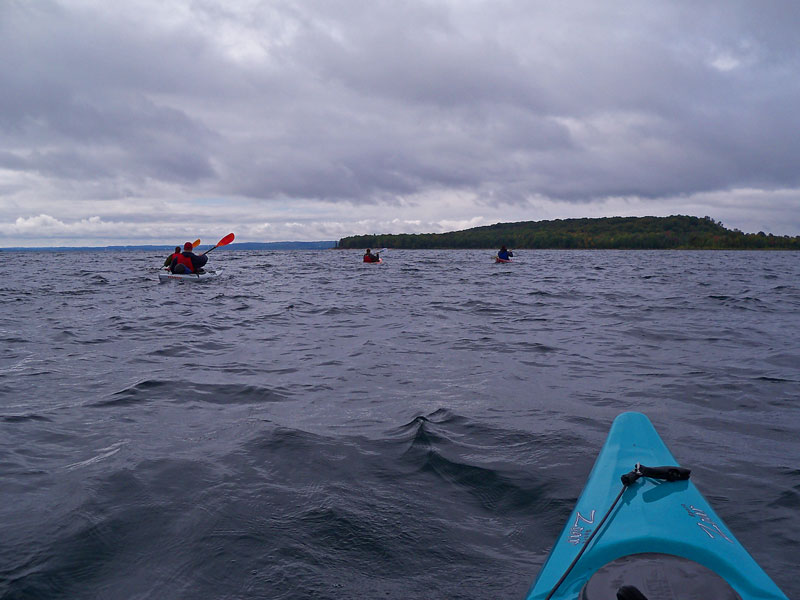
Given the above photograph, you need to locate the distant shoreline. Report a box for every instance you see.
[337,215,800,251]
[0,241,338,252]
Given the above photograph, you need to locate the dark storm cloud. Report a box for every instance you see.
[1,0,799,242]
[230,0,800,202]
[1,1,223,185]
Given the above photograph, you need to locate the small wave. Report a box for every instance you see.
[527,290,556,297]
[707,294,768,310]
[514,340,557,353]
[65,442,126,470]
[389,410,548,513]
[2,413,52,423]
[53,330,77,341]
[317,306,360,316]
[91,380,287,407]
[769,468,800,510]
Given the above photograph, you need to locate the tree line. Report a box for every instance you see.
[337,216,800,250]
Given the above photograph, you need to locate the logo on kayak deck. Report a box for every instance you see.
[682,504,733,543]
[567,510,595,545]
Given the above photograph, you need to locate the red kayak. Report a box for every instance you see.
[495,257,512,263]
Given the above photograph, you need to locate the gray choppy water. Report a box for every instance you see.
[1,249,798,599]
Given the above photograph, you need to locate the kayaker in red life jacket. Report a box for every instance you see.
[163,246,181,268]
[170,242,209,274]
[363,249,380,263]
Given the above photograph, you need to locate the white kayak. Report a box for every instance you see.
[158,269,222,283]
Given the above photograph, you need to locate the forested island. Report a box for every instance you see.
[338,216,800,250]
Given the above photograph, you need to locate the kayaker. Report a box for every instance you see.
[163,246,181,268]
[363,249,380,263]
[170,242,208,274]
[497,246,513,260]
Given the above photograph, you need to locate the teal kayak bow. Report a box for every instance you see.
[526,412,788,600]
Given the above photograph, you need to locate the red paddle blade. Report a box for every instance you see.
[216,233,235,247]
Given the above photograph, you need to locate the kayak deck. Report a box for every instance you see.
[158,269,221,282]
[526,412,787,600]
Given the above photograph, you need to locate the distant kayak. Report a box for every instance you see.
[158,269,222,283]
[364,258,383,264]
[495,257,512,263]
[526,412,788,600]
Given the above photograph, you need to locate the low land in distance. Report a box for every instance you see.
[337,215,800,250]
[5,216,799,252]
[0,241,338,252]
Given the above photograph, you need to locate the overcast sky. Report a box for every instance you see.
[2,0,799,246]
